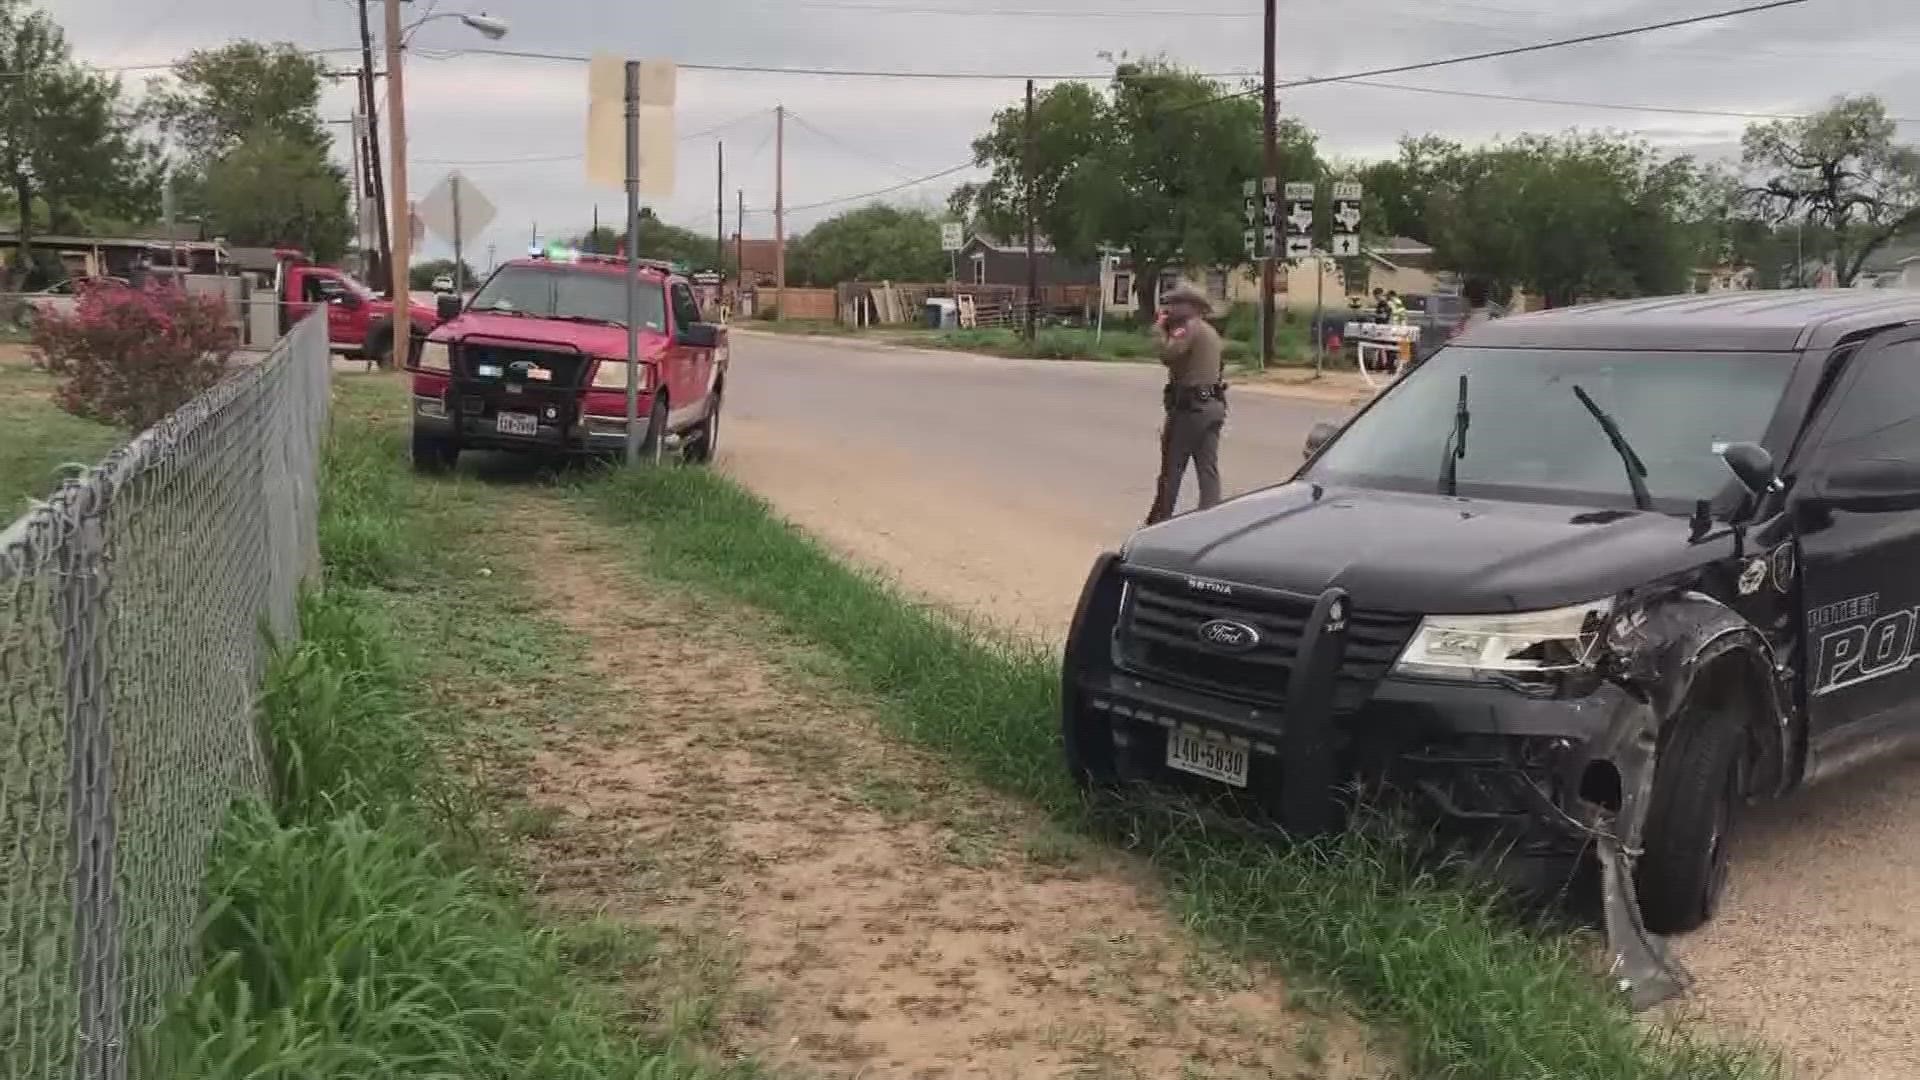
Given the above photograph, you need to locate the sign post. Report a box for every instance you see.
[419,170,497,295]
[941,221,962,312]
[588,54,676,465]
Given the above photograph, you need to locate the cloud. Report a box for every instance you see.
[51,0,1920,266]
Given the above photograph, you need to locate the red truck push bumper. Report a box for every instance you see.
[410,373,656,454]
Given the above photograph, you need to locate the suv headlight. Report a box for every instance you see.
[1393,599,1612,679]
[591,359,652,391]
[418,340,450,372]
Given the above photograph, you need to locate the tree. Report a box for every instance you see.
[1424,133,1706,307]
[0,0,157,285]
[148,42,351,262]
[1741,95,1920,287]
[1356,135,1464,244]
[952,60,1318,312]
[567,208,723,271]
[198,130,352,261]
[788,205,947,285]
[410,257,478,290]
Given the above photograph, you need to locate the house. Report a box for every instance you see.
[1097,236,1443,316]
[957,234,1099,288]
[1,229,227,283]
[731,236,780,286]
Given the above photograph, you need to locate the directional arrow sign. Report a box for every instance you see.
[1330,234,1361,258]
[1284,235,1313,259]
[1243,227,1258,258]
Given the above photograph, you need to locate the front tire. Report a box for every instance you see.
[364,320,395,369]
[638,395,669,465]
[1636,702,1746,935]
[411,429,458,475]
[683,388,722,465]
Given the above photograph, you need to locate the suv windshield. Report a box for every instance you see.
[1305,345,1800,510]
[469,265,667,331]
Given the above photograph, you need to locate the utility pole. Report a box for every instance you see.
[384,0,410,354]
[736,188,745,313]
[591,204,599,252]
[357,0,391,287]
[623,59,643,464]
[774,104,786,321]
[716,141,726,274]
[450,173,465,294]
[1023,78,1037,344]
[1260,0,1277,369]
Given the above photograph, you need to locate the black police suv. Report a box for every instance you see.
[1062,290,1920,1005]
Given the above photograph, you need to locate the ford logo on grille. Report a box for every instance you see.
[1197,618,1261,651]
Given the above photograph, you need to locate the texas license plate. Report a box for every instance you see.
[1165,728,1249,788]
[495,411,539,437]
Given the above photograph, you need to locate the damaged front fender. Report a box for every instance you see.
[1581,589,1793,1010]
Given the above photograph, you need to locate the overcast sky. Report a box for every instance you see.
[52,0,1920,269]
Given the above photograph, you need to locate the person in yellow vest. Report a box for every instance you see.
[1386,290,1408,325]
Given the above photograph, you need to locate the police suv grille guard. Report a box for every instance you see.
[1113,566,1418,714]
[1108,565,1383,836]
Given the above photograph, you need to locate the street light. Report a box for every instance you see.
[384,3,508,366]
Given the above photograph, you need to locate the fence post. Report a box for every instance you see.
[59,485,126,1080]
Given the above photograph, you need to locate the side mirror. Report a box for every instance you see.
[1303,420,1339,460]
[680,322,718,348]
[1810,457,1920,513]
[1720,441,1780,498]
[437,294,463,323]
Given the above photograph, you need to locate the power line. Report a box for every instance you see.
[735,0,1813,220]
[1343,78,1920,126]
[785,111,922,178]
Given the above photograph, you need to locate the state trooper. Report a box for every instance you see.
[1145,283,1228,525]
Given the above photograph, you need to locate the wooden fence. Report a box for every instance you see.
[834,281,1102,328]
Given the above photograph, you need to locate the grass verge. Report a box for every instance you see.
[139,392,745,1079]
[579,464,1783,1080]
[0,355,123,517]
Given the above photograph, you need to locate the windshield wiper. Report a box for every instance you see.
[1439,373,1469,496]
[546,313,628,328]
[470,303,529,316]
[1572,384,1653,511]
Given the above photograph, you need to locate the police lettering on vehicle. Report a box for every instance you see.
[1809,592,1920,696]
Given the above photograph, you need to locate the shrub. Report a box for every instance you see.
[30,283,237,429]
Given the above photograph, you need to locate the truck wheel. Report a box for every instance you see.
[1060,680,1120,789]
[411,429,458,475]
[1636,702,1745,935]
[638,395,669,465]
[364,320,395,368]
[683,387,721,464]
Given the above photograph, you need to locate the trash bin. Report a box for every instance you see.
[925,298,957,329]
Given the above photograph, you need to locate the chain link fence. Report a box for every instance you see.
[1,314,330,1080]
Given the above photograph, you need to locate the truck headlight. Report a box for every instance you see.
[418,340,450,372]
[591,359,652,391]
[1393,599,1613,679]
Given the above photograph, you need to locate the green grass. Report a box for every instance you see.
[138,394,744,1080]
[576,464,1784,1080]
[0,360,123,518]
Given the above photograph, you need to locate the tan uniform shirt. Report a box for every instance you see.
[1155,317,1225,387]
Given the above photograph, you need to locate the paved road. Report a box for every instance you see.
[728,332,1345,530]
[719,329,1919,1078]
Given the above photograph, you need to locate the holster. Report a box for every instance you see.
[1164,382,1228,412]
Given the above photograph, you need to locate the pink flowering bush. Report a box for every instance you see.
[31,283,238,430]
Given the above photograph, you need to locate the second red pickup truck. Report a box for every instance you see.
[272,254,444,365]
[403,251,729,473]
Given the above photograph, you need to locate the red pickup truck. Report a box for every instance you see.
[404,252,729,473]
[273,256,443,365]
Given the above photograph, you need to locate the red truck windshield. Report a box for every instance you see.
[469,264,667,332]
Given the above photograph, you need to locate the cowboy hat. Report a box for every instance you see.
[1160,282,1213,314]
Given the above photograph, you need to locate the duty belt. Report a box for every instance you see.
[1164,382,1228,410]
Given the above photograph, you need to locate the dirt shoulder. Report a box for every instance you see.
[484,495,1386,1078]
